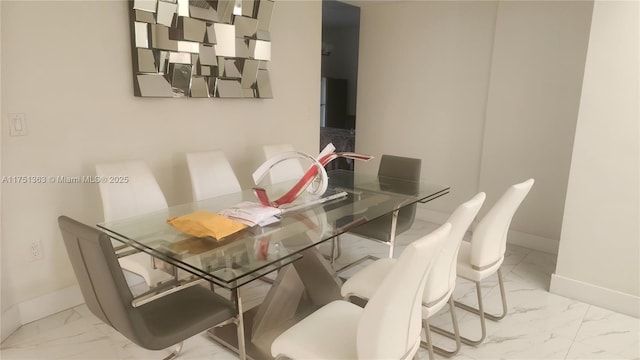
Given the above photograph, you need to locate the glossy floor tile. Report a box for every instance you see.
[2,215,639,360]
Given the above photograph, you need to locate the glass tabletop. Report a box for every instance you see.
[98,170,449,289]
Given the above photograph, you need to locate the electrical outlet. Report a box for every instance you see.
[29,240,43,261]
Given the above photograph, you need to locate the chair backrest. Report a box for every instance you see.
[423,192,485,306]
[263,144,305,184]
[357,222,451,359]
[186,150,242,201]
[95,160,168,221]
[470,179,535,269]
[378,154,422,231]
[58,216,141,342]
[378,154,422,182]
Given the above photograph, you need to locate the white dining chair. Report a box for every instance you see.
[186,150,241,202]
[271,222,452,360]
[434,178,535,346]
[95,160,173,288]
[262,144,305,185]
[341,192,486,359]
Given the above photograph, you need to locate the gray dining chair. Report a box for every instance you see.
[334,154,422,265]
[58,216,236,360]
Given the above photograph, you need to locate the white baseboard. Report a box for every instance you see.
[1,304,21,342]
[550,273,639,318]
[507,229,558,255]
[416,206,451,225]
[417,205,558,254]
[18,285,84,326]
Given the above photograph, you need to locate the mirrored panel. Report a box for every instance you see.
[134,0,157,13]
[130,0,275,98]
[169,63,192,97]
[137,74,173,97]
[177,0,189,17]
[199,44,217,66]
[217,0,235,24]
[191,77,210,97]
[235,16,258,38]
[256,0,274,31]
[216,79,244,98]
[224,59,242,78]
[241,59,260,89]
[137,48,158,72]
[190,1,218,22]
[134,22,149,48]
[256,69,272,98]
[235,38,250,59]
[250,39,270,61]
[169,52,192,64]
[135,10,156,23]
[156,0,178,27]
[214,23,236,57]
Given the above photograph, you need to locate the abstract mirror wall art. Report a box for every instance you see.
[129,0,274,98]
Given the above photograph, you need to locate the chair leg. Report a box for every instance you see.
[454,268,508,321]
[421,317,436,360]
[162,342,183,360]
[329,236,342,263]
[387,209,398,258]
[431,281,487,346]
[420,297,461,359]
[334,254,379,273]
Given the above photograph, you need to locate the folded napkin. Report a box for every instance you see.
[167,210,247,240]
[218,201,282,227]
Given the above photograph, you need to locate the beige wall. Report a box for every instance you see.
[551,0,639,317]
[355,0,592,253]
[0,0,8,338]
[355,0,498,214]
[0,0,321,319]
[479,0,593,249]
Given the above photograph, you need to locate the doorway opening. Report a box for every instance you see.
[320,0,360,171]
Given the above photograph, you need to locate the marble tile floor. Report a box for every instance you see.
[2,217,639,360]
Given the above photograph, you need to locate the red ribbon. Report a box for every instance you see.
[254,152,372,207]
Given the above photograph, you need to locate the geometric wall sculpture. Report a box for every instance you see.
[129,0,274,98]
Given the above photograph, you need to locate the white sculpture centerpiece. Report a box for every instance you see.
[252,143,372,208]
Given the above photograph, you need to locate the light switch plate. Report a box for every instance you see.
[8,113,27,136]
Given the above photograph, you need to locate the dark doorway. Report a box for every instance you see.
[320,0,360,170]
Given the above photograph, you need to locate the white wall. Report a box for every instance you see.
[0,0,321,329]
[479,0,593,253]
[551,0,639,318]
[355,0,592,254]
[0,0,12,342]
[355,0,498,214]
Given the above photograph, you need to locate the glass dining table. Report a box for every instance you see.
[98,169,449,360]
